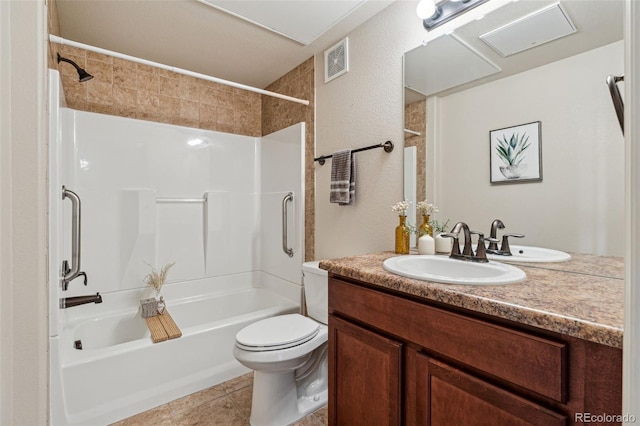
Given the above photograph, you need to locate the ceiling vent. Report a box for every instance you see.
[479,3,577,57]
[324,38,349,83]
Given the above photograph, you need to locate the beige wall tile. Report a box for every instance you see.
[136,70,159,94]
[159,95,180,123]
[217,107,234,127]
[178,75,199,101]
[199,82,219,106]
[87,80,113,105]
[88,60,113,85]
[54,45,262,136]
[113,57,136,70]
[113,64,137,89]
[87,51,113,64]
[179,99,200,128]
[199,103,217,130]
[160,76,181,99]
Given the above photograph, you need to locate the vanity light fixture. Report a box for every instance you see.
[420,0,491,31]
[416,0,437,19]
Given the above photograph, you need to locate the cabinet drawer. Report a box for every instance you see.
[418,355,567,426]
[329,277,567,402]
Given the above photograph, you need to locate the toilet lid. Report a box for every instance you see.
[236,314,320,351]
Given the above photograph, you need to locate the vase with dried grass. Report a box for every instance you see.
[144,261,175,315]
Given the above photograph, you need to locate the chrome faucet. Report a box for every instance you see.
[441,222,496,263]
[486,219,525,256]
[60,292,102,309]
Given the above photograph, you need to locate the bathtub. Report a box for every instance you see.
[50,273,300,426]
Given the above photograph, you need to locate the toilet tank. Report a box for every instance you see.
[302,261,328,325]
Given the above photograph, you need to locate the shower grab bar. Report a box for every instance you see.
[61,186,86,291]
[282,192,294,258]
[156,197,207,204]
[606,75,624,134]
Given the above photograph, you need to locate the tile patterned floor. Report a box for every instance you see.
[110,373,328,426]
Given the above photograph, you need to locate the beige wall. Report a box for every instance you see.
[314,1,424,259]
[1,0,49,424]
[435,41,625,256]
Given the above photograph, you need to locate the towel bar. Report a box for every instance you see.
[314,140,394,165]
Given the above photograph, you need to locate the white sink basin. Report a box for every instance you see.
[383,255,526,285]
[486,245,571,263]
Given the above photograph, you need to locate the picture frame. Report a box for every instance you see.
[489,121,542,184]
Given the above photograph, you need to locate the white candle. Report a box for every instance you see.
[418,234,435,255]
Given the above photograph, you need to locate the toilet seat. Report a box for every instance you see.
[235,314,320,352]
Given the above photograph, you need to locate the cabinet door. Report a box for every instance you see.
[329,314,402,426]
[415,354,567,426]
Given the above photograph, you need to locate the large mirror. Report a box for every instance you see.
[404,0,625,257]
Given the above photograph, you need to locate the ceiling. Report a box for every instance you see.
[55,0,394,89]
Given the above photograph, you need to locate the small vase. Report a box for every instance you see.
[395,215,410,254]
[418,214,433,237]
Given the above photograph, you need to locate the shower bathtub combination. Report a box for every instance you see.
[48,71,306,425]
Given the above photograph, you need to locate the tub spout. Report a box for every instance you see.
[60,292,102,309]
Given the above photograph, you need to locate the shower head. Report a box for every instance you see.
[57,53,94,82]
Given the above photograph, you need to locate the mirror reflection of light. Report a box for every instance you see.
[79,159,89,170]
[187,137,209,148]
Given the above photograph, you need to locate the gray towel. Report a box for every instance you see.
[330,150,356,205]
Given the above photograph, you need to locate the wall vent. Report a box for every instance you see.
[479,3,577,57]
[324,37,349,83]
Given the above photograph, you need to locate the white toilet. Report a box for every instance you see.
[233,261,329,426]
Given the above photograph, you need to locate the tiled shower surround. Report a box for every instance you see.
[51,34,315,261]
[55,44,263,136]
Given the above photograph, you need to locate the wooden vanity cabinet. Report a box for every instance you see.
[328,275,622,426]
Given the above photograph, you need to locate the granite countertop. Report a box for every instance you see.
[319,252,624,348]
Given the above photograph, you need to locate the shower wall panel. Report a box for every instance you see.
[57,109,305,304]
[260,123,306,285]
[60,109,261,297]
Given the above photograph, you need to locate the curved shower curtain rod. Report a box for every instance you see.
[49,35,310,106]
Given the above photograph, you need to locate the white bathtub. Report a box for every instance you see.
[50,275,299,426]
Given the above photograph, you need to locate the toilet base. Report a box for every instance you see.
[249,367,327,426]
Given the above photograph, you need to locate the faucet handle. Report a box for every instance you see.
[501,233,525,255]
[440,232,460,256]
[470,232,491,262]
